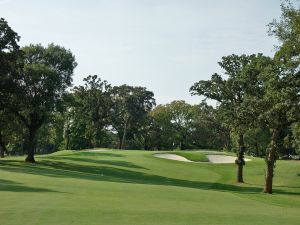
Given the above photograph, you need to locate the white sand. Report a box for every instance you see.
[153,153,193,162]
[83,149,112,152]
[154,153,251,164]
[207,155,251,163]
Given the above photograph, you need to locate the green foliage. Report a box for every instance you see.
[190,54,264,142]
[10,44,77,162]
[146,101,227,150]
[110,84,156,149]
[0,18,22,107]
[70,75,112,148]
[243,126,271,157]
[291,123,300,154]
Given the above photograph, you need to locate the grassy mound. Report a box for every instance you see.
[173,151,209,162]
[0,150,299,225]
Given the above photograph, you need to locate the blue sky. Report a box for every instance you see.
[0,0,283,104]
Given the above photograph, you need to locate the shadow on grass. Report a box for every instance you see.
[47,156,147,170]
[0,179,59,193]
[0,160,298,196]
[46,152,124,158]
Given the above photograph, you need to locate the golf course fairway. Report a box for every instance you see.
[0,150,299,225]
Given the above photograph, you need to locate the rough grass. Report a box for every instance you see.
[0,150,299,225]
[173,151,209,162]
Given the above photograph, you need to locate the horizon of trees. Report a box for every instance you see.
[0,1,299,194]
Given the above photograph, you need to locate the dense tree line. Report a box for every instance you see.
[0,1,299,194]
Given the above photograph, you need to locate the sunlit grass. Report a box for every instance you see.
[0,150,299,225]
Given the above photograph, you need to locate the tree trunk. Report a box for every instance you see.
[236,133,245,183]
[264,128,278,194]
[0,144,5,158]
[66,134,70,150]
[121,117,129,150]
[118,137,122,149]
[0,133,6,158]
[255,140,259,157]
[65,125,70,150]
[25,125,38,163]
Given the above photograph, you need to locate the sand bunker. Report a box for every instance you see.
[207,155,251,163]
[154,153,251,164]
[83,149,112,152]
[154,153,193,162]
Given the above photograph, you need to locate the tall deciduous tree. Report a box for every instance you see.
[190,54,262,183]
[0,18,22,107]
[0,18,23,158]
[261,0,300,193]
[12,44,77,162]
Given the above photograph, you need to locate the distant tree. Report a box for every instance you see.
[191,103,230,150]
[72,75,112,147]
[135,115,160,150]
[10,44,77,162]
[190,54,263,183]
[244,126,270,157]
[165,100,194,150]
[35,112,66,154]
[149,104,175,150]
[110,85,156,149]
[146,101,226,151]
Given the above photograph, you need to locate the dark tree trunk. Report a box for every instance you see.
[180,133,187,150]
[0,133,6,158]
[236,133,245,183]
[144,137,149,150]
[121,118,129,150]
[65,123,70,150]
[118,137,122,149]
[25,125,38,163]
[264,128,279,194]
[66,134,70,150]
[0,143,5,158]
[255,140,260,157]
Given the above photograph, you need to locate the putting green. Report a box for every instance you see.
[0,150,299,225]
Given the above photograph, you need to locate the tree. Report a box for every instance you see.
[0,18,24,158]
[191,103,230,150]
[165,100,194,150]
[260,0,300,194]
[72,75,112,147]
[149,104,176,150]
[0,18,22,108]
[110,85,156,149]
[190,54,262,183]
[244,125,270,157]
[11,44,77,162]
[255,58,299,193]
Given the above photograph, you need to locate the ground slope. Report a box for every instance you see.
[0,150,299,225]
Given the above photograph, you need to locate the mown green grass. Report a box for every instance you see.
[173,151,209,162]
[0,150,299,225]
